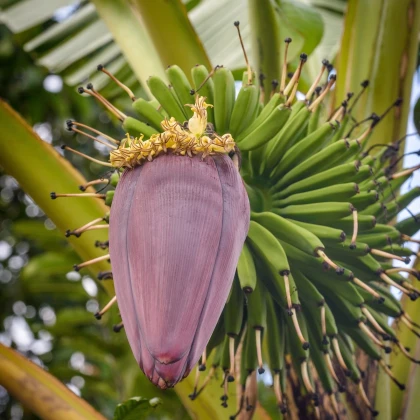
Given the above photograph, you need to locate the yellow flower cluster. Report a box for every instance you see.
[110,96,235,169]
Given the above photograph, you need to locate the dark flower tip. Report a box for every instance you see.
[349,243,357,250]
[86,83,93,90]
[65,230,71,237]
[79,185,86,191]
[73,264,80,272]
[198,364,206,371]
[243,286,253,294]
[372,410,379,417]
[409,293,418,301]
[383,334,391,341]
[60,144,67,150]
[338,384,346,393]
[227,375,235,382]
[336,267,345,275]
[302,342,310,350]
[77,86,84,94]
[280,405,288,414]
[384,347,392,354]
[234,21,240,26]
[97,64,103,71]
[220,395,228,401]
[50,192,56,200]
[344,369,352,377]
[113,324,123,333]
[404,257,411,264]
[300,53,308,61]
[284,37,292,43]
[94,312,101,320]
[361,80,370,88]
[257,367,265,374]
[322,337,329,346]
[398,383,406,391]
[190,89,195,95]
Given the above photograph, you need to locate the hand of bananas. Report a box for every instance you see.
[56,39,420,419]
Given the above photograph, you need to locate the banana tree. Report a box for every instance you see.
[0,0,420,419]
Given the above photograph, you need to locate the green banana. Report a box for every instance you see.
[213,66,235,133]
[272,121,338,179]
[236,105,291,151]
[273,183,359,208]
[132,98,165,130]
[147,76,186,122]
[274,202,355,224]
[229,84,260,137]
[122,116,159,138]
[237,242,257,293]
[166,65,194,118]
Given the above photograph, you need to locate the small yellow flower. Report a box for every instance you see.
[110,96,234,169]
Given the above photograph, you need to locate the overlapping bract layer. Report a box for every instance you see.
[109,153,249,388]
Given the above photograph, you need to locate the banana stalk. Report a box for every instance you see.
[130,0,211,75]
[0,100,114,296]
[91,0,166,96]
[334,0,420,146]
[0,344,106,420]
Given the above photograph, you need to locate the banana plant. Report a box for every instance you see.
[0,0,419,419]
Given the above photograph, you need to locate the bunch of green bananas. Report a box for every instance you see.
[58,51,420,418]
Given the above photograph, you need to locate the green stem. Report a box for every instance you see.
[0,100,114,296]
[248,0,282,102]
[130,0,211,75]
[334,0,420,146]
[91,0,167,95]
[0,344,106,420]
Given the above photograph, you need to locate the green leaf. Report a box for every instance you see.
[12,220,67,251]
[21,251,77,281]
[274,0,324,61]
[113,396,162,420]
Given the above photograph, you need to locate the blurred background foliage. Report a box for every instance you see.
[0,0,419,419]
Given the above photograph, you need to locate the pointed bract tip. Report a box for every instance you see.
[50,192,57,200]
